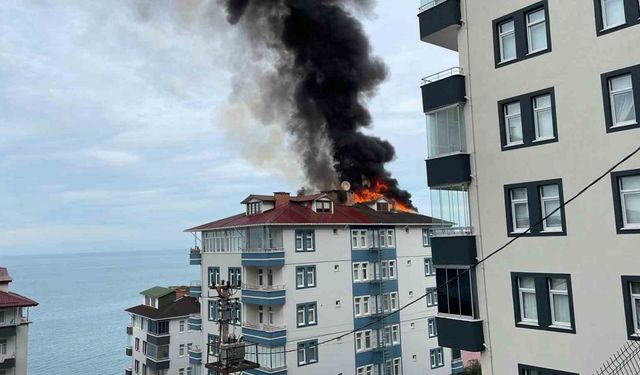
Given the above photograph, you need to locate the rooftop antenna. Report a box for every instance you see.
[340,181,351,191]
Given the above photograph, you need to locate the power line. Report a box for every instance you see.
[221,145,640,356]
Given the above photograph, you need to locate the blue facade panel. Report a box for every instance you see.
[242,327,287,347]
[241,289,286,306]
[241,252,285,267]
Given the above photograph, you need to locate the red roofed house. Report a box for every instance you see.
[183,191,458,375]
[0,267,38,375]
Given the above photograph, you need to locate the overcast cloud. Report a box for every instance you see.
[0,0,455,255]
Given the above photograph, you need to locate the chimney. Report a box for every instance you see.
[344,191,355,206]
[274,192,290,208]
[0,267,11,293]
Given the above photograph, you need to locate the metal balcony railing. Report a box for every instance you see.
[422,67,464,86]
[431,226,474,237]
[418,0,448,13]
[240,247,285,253]
[243,322,286,332]
[190,280,201,287]
[242,283,285,291]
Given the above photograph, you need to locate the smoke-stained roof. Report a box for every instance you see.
[185,203,436,232]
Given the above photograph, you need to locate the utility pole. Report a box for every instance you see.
[204,281,259,375]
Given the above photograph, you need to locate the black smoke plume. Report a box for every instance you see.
[223,0,413,207]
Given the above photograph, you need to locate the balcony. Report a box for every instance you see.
[0,326,16,338]
[435,316,484,352]
[418,0,462,51]
[431,233,477,266]
[241,283,286,306]
[189,346,203,365]
[189,280,202,298]
[188,314,202,331]
[421,68,466,113]
[125,368,132,375]
[125,346,133,356]
[0,352,16,369]
[189,247,202,265]
[426,154,471,188]
[241,248,285,267]
[146,357,170,370]
[242,323,287,346]
[126,325,133,335]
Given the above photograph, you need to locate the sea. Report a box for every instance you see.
[0,249,194,375]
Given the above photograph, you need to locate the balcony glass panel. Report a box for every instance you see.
[426,105,466,159]
[246,226,283,251]
[429,184,472,236]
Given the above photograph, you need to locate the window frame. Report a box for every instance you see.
[428,317,438,338]
[424,257,435,276]
[492,1,552,68]
[609,74,637,128]
[602,65,640,133]
[510,187,530,233]
[296,302,318,327]
[532,94,554,141]
[525,8,548,54]
[518,277,538,324]
[296,265,317,289]
[426,287,438,307]
[498,19,516,63]
[430,348,445,369]
[504,179,567,237]
[511,272,576,334]
[498,88,558,151]
[621,276,640,340]
[518,364,578,375]
[611,168,640,234]
[295,230,315,252]
[540,184,562,231]
[594,0,640,35]
[548,278,571,328]
[297,340,318,366]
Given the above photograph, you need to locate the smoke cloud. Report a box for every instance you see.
[221,0,413,207]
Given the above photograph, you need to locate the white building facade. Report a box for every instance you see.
[186,192,456,375]
[125,287,200,375]
[419,0,640,374]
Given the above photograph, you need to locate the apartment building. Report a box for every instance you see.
[0,267,37,375]
[125,286,200,375]
[418,0,640,374]
[186,192,456,375]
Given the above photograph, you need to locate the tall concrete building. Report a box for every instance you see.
[125,286,200,375]
[419,0,640,374]
[0,267,38,375]
[186,192,457,375]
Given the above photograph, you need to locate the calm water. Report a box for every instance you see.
[0,250,194,375]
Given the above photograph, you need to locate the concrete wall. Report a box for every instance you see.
[455,0,640,373]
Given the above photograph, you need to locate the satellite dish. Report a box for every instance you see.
[340,181,351,191]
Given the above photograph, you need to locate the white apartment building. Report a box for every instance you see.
[186,192,457,375]
[125,286,200,375]
[419,0,640,374]
[0,267,37,375]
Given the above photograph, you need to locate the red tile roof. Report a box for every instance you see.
[185,203,436,232]
[0,267,11,283]
[0,291,38,308]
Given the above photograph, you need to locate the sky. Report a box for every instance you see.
[0,0,456,255]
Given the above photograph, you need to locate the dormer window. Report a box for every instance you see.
[315,200,332,213]
[247,202,262,215]
[144,296,158,308]
[376,202,390,212]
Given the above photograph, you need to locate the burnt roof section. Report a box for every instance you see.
[0,267,12,283]
[0,291,38,308]
[125,296,200,320]
[185,202,436,232]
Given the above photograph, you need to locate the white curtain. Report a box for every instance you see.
[529,23,547,51]
[614,92,636,124]
[523,292,538,320]
[553,294,571,323]
[603,0,626,27]
[624,193,640,224]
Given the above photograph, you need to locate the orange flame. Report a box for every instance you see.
[353,180,415,213]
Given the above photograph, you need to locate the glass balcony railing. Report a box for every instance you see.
[430,184,473,237]
[426,104,466,159]
[419,0,448,13]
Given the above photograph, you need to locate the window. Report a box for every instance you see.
[505,179,566,236]
[228,268,241,287]
[424,257,435,276]
[390,292,398,311]
[436,268,475,317]
[354,296,371,317]
[533,94,553,140]
[540,185,562,231]
[135,360,139,373]
[352,262,369,282]
[208,300,218,321]
[595,0,640,35]
[499,88,557,150]
[179,369,184,375]
[179,344,185,356]
[381,260,396,279]
[612,170,640,233]
[179,320,185,333]
[511,273,575,333]
[135,338,140,351]
[187,368,192,375]
[602,66,640,132]
[376,202,390,212]
[610,74,636,127]
[430,348,445,369]
[600,0,627,29]
[518,277,538,324]
[208,334,219,355]
[357,365,374,375]
[296,302,317,327]
[526,8,547,53]
[297,340,318,366]
[385,358,402,375]
[295,230,315,252]
[428,318,438,337]
[422,228,432,246]
[519,364,579,375]
[391,324,400,344]
[426,287,438,307]
[352,229,368,249]
[247,202,262,215]
[208,267,220,287]
[355,330,373,352]
[621,276,640,340]
[315,200,332,213]
[498,20,516,62]
[510,188,529,232]
[296,266,316,289]
[381,229,395,247]
[504,102,523,146]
